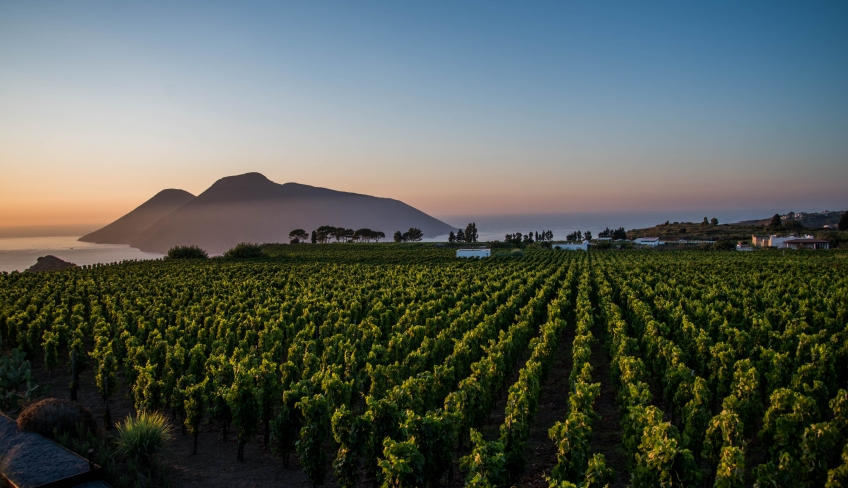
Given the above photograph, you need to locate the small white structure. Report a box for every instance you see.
[456,248,491,258]
[736,241,753,251]
[781,238,830,250]
[634,237,660,247]
[552,241,588,251]
[752,234,825,248]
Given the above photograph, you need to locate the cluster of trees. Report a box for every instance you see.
[566,230,592,242]
[503,230,552,245]
[166,245,209,260]
[290,227,386,244]
[768,214,805,232]
[701,217,719,226]
[598,227,627,240]
[393,228,423,242]
[448,223,479,243]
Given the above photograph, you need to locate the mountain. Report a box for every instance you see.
[83,173,455,254]
[79,189,195,244]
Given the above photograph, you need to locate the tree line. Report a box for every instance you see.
[565,230,592,242]
[448,223,479,243]
[597,227,627,239]
[288,227,386,244]
[504,230,553,245]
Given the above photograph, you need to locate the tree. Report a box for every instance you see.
[839,212,848,231]
[289,229,309,244]
[711,217,719,226]
[224,243,264,258]
[311,230,317,244]
[166,245,208,259]
[585,231,593,241]
[456,229,466,242]
[394,231,404,243]
[703,217,709,226]
[769,214,782,229]
[405,228,423,242]
[449,231,456,243]
[464,223,478,243]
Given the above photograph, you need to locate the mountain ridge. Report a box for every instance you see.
[81,173,455,254]
[79,189,195,244]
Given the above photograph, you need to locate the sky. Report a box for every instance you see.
[1,1,847,234]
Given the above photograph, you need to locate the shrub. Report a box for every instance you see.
[115,411,173,465]
[166,245,208,259]
[17,398,96,438]
[223,242,265,259]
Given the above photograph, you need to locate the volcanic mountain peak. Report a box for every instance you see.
[81,173,454,253]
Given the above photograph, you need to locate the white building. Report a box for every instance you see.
[781,238,830,250]
[736,241,753,251]
[750,234,830,250]
[633,237,660,247]
[456,248,491,258]
[552,241,588,251]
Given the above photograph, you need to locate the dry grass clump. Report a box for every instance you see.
[17,398,96,438]
[114,411,173,465]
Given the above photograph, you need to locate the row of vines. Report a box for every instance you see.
[2,248,847,487]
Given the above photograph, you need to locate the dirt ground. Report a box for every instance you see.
[516,326,576,488]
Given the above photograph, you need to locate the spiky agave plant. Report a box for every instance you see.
[115,411,173,465]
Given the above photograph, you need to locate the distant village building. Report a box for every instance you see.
[751,234,830,250]
[456,248,491,258]
[633,237,660,247]
[552,241,589,251]
[781,238,830,250]
[736,241,753,251]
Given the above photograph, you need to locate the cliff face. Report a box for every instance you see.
[81,173,455,254]
[79,189,195,244]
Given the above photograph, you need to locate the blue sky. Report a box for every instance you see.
[1,1,846,227]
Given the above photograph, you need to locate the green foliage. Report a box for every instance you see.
[114,411,173,466]
[223,242,265,258]
[297,394,331,486]
[461,429,508,488]
[224,362,261,461]
[379,437,425,488]
[0,346,41,411]
[166,245,208,259]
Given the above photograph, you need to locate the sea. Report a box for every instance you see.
[0,209,778,272]
[0,237,164,273]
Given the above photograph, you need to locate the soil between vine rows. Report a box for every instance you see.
[515,326,576,488]
[586,323,629,488]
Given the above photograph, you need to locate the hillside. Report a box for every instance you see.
[626,211,847,247]
[83,173,455,254]
[79,189,195,244]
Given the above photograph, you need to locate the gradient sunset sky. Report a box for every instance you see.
[1,1,847,232]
